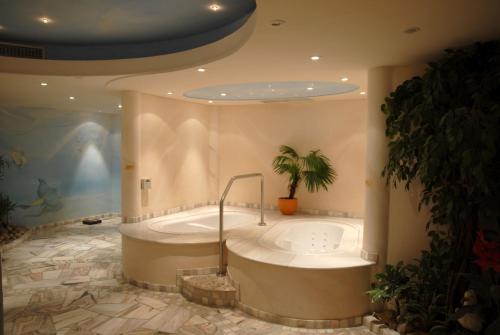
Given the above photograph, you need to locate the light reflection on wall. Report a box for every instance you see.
[0,107,121,227]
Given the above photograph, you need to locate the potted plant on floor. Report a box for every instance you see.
[272,145,336,215]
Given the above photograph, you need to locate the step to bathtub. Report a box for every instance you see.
[180,274,236,307]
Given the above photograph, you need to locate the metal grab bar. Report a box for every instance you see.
[218,173,266,276]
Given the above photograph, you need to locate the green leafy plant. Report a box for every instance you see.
[379,40,500,334]
[367,262,410,318]
[272,145,336,199]
[404,231,451,332]
[0,155,16,228]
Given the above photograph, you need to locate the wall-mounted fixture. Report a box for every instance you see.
[141,178,152,190]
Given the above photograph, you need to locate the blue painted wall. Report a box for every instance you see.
[0,107,120,227]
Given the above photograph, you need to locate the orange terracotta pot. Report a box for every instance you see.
[278,197,298,215]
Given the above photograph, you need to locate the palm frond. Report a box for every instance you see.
[300,150,336,192]
[279,145,299,159]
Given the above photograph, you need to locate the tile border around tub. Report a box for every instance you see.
[122,266,219,293]
[124,266,366,329]
[122,200,363,223]
[236,300,364,329]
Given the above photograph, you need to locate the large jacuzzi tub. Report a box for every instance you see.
[120,206,374,328]
[120,206,263,289]
[226,217,373,327]
[147,210,258,234]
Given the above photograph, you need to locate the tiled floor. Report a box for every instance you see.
[2,218,375,335]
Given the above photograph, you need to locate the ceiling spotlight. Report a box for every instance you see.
[209,3,221,11]
[167,92,173,95]
[307,87,314,91]
[39,17,52,24]
[220,93,227,96]
[208,100,214,104]
[197,68,206,72]
[310,55,320,61]
[69,96,75,100]
[341,77,349,82]
[404,26,421,34]
[360,91,366,95]
[118,104,122,109]
[40,82,48,86]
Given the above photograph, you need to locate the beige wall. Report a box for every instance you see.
[217,99,368,217]
[139,94,217,216]
[386,64,430,264]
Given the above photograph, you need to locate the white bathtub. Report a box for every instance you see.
[147,210,259,234]
[226,216,371,325]
[257,218,361,256]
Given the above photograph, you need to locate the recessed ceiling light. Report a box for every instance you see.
[341,77,349,82]
[118,104,122,109]
[220,93,227,96]
[307,87,314,91]
[404,26,421,34]
[360,91,366,95]
[167,92,173,95]
[208,100,214,104]
[197,68,206,72]
[69,96,75,100]
[209,3,221,11]
[310,56,320,61]
[40,82,48,86]
[39,17,52,24]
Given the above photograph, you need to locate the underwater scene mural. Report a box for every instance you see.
[0,106,120,227]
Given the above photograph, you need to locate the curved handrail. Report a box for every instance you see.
[218,173,266,276]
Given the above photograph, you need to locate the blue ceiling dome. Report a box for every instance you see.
[0,0,256,60]
[184,81,360,101]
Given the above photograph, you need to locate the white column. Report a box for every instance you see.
[362,67,393,269]
[121,91,142,223]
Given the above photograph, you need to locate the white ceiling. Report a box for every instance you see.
[1,0,500,110]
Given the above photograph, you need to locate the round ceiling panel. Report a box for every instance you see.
[0,0,256,60]
[184,81,360,101]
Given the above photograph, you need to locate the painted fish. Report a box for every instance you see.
[19,179,63,216]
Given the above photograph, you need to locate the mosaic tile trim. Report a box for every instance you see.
[2,212,119,251]
[223,201,362,219]
[31,212,120,231]
[180,274,236,307]
[122,273,179,293]
[1,229,32,252]
[363,315,400,335]
[123,267,219,293]
[237,301,364,329]
[123,200,362,223]
[122,201,217,223]
[361,249,379,262]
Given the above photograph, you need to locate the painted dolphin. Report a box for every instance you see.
[19,179,63,216]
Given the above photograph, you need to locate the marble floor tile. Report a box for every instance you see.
[123,305,160,320]
[136,296,167,309]
[52,308,98,330]
[88,302,137,317]
[3,217,376,335]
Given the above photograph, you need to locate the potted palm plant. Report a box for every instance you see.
[272,145,336,215]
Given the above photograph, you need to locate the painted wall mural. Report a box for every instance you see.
[0,106,120,227]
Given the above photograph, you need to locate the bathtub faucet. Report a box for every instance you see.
[218,173,266,276]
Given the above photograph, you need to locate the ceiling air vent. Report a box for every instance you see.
[0,42,45,59]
